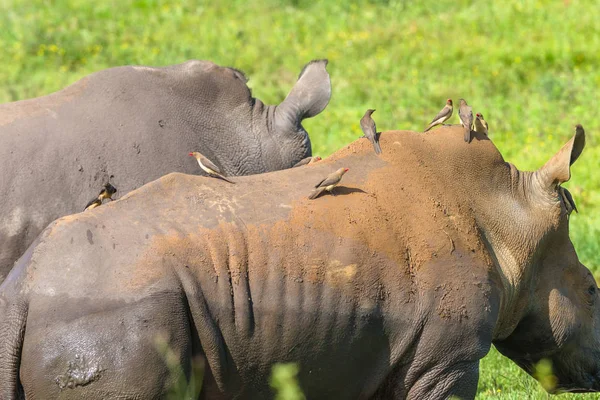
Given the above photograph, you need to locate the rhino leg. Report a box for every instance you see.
[405,361,480,400]
[0,298,28,400]
[370,360,479,400]
[19,290,204,399]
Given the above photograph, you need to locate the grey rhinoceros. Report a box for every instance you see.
[0,126,596,399]
[0,59,331,285]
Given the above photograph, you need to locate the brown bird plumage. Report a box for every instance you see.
[189,151,235,184]
[293,156,322,168]
[84,182,117,211]
[360,109,382,155]
[424,99,453,132]
[458,99,474,143]
[474,113,488,136]
[308,167,349,200]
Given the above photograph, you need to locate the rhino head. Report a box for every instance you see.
[488,128,599,392]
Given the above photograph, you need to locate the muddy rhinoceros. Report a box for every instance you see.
[0,58,331,285]
[0,126,596,399]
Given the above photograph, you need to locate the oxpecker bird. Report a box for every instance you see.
[293,156,322,168]
[189,151,235,184]
[308,168,349,200]
[360,109,382,155]
[424,99,453,132]
[84,182,117,211]
[474,113,488,136]
[458,99,474,143]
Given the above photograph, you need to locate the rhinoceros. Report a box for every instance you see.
[0,59,331,285]
[0,126,595,399]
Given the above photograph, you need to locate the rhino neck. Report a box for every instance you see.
[250,100,311,171]
[471,165,548,340]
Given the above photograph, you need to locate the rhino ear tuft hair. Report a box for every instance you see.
[537,126,585,189]
[227,67,249,83]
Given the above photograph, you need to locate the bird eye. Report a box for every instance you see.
[588,285,597,296]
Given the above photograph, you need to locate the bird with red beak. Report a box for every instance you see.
[189,151,235,184]
[308,167,349,200]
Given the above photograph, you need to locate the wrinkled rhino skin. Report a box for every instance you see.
[0,59,332,285]
[0,126,597,399]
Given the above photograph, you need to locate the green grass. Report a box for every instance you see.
[1,0,599,397]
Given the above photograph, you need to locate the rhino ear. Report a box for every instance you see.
[537,126,585,189]
[277,59,331,123]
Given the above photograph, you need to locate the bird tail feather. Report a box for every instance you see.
[464,127,471,143]
[308,188,325,200]
[373,140,382,155]
[216,174,235,184]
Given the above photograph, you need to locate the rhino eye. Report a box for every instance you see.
[588,285,596,296]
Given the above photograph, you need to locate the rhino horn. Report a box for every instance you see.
[536,125,585,189]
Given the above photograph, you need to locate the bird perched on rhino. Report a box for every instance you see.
[424,99,453,132]
[474,113,488,136]
[308,167,349,200]
[293,156,322,168]
[360,109,382,155]
[84,182,117,211]
[189,151,235,184]
[458,98,474,143]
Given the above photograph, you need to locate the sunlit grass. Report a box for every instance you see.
[1,0,598,397]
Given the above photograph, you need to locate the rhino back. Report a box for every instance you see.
[0,60,257,283]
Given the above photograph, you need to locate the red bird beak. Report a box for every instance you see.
[188,152,194,157]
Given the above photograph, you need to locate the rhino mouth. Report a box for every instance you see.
[501,352,600,393]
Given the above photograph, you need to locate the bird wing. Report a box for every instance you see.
[314,177,327,188]
[200,156,222,174]
[317,174,340,188]
[360,119,376,138]
[428,106,451,125]
[293,157,311,167]
[459,106,473,124]
[559,187,578,213]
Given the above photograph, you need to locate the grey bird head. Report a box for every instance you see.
[366,109,376,116]
[459,99,468,106]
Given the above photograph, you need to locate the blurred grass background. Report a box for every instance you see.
[1,0,598,397]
